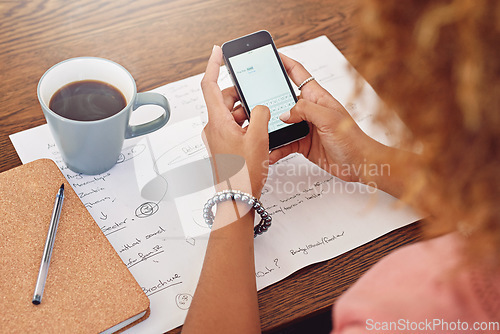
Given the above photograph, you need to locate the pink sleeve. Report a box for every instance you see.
[331,233,500,334]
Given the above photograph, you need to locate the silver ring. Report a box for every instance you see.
[298,76,315,90]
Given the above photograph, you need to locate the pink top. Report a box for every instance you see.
[332,233,500,333]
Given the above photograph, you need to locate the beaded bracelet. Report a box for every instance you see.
[203,190,272,238]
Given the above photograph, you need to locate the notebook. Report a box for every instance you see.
[0,159,150,333]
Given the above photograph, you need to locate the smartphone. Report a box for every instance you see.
[222,30,309,150]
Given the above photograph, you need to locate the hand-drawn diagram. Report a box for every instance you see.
[175,293,193,310]
[135,201,160,218]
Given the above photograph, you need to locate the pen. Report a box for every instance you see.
[32,183,65,305]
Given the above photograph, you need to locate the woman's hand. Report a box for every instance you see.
[201,45,271,197]
[269,54,377,183]
[269,54,407,197]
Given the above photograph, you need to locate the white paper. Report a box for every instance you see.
[10,36,420,333]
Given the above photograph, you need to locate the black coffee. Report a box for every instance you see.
[49,80,127,121]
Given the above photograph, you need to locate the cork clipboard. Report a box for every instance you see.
[0,159,150,333]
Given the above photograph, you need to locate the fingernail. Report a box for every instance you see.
[279,110,290,122]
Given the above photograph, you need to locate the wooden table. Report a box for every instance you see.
[0,0,422,332]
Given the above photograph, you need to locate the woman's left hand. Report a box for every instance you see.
[201,45,271,197]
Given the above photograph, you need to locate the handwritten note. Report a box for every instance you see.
[10,36,420,333]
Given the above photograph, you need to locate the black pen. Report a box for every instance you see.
[32,183,65,305]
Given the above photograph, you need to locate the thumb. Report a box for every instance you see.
[279,99,333,127]
[246,105,271,142]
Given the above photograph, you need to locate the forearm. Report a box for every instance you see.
[357,140,414,199]
[182,202,260,334]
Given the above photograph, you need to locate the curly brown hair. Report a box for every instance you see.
[352,0,500,267]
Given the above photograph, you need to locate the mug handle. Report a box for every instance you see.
[125,92,171,139]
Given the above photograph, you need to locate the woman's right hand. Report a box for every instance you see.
[269,54,378,183]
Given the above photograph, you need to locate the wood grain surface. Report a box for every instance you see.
[0,0,422,333]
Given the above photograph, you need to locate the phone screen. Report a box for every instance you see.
[227,44,295,133]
